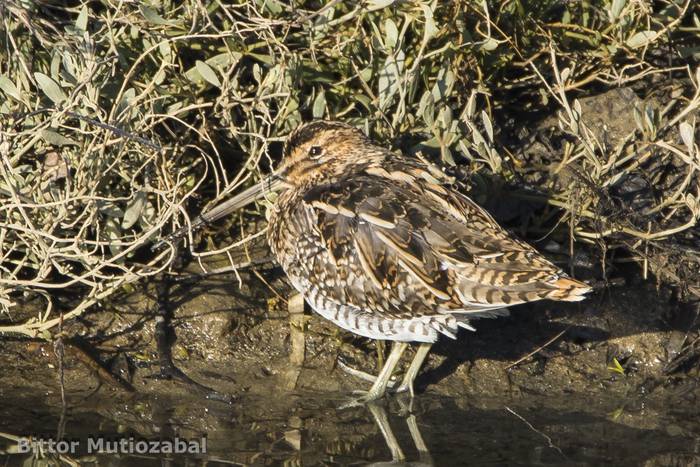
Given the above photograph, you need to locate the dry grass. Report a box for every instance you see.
[0,0,698,338]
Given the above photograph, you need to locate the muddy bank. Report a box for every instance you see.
[4,263,695,401]
[1,267,699,465]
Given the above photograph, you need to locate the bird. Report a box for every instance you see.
[163,120,592,403]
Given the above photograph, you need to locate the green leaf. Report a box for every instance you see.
[607,357,625,375]
[432,68,454,102]
[441,146,455,166]
[384,19,398,49]
[40,129,77,146]
[657,3,682,21]
[679,45,700,59]
[471,126,486,147]
[122,191,147,229]
[159,40,172,60]
[75,5,88,32]
[140,5,175,26]
[167,101,184,116]
[312,3,335,33]
[679,121,695,155]
[573,99,582,120]
[439,107,453,128]
[610,0,625,20]
[465,90,477,119]
[195,60,221,87]
[260,0,284,15]
[420,136,441,148]
[34,72,67,104]
[608,407,624,420]
[354,94,372,111]
[104,217,123,257]
[481,110,493,142]
[480,37,499,51]
[418,91,435,127]
[359,67,372,82]
[561,9,571,24]
[560,67,571,83]
[366,0,395,12]
[626,30,658,49]
[312,90,326,119]
[377,49,405,111]
[0,75,22,101]
[97,200,124,218]
[184,53,241,83]
[420,3,438,40]
[116,88,136,121]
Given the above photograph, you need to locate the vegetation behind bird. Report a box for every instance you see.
[0,0,698,341]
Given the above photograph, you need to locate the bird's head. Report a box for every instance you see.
[278,120,381,187]
[166,121,383,237]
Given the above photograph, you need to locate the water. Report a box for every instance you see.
[1,388,697,466]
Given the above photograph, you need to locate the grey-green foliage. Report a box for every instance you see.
[0,0,698,336]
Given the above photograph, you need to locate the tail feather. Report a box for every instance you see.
[548,277,592,301]
[453,273,592,308]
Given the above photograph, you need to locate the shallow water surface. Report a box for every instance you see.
[1,388,697,466]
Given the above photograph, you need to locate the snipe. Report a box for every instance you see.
[166,121,591,403]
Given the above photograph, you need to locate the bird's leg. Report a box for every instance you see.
[336,340,395,388]
[375,340,385,372]
[394,396,434,463]
[337,359,397,388]
[366,401,406,462]
[405,408,434,465]
[394,343,432,397]
[342,342,408,407]
[359,341,409,400]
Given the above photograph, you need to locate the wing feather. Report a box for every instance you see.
[302,172,590,316]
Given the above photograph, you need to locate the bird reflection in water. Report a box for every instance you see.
[363,399,434,467]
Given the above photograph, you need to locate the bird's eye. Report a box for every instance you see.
[309,146,323,158]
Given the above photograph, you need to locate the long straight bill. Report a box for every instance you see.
[154,173,285,249]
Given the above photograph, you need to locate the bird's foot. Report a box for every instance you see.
[339,389,387,409]
[337,358,397,388]
[395,391,416,417]
[393,380,415,397]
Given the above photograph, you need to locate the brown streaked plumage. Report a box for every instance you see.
[168,120,591,402]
